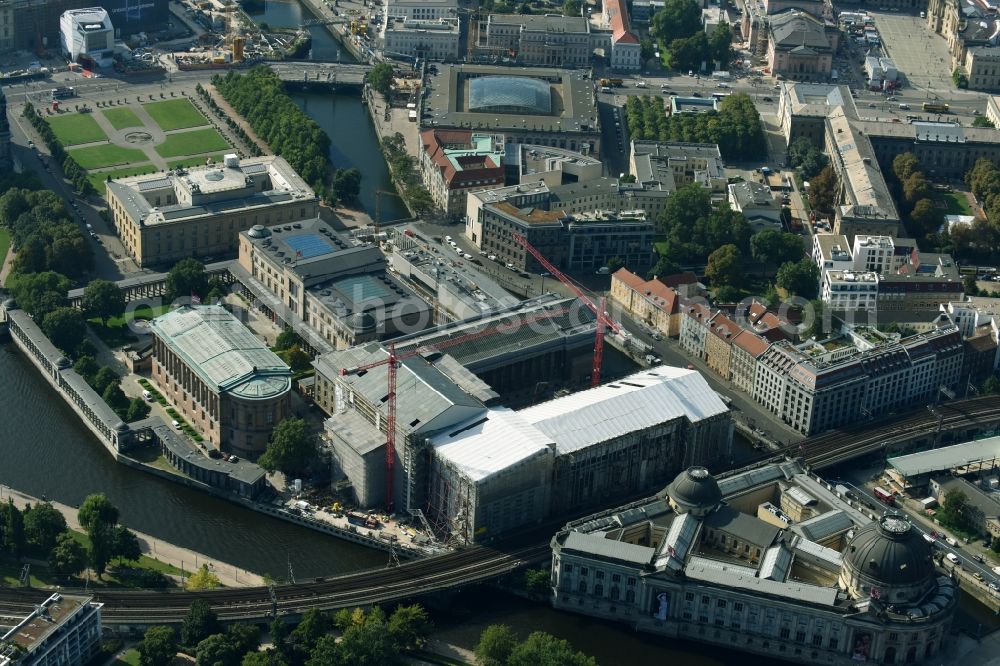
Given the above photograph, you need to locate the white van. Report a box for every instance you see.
[899,103,910,110]
[946,553,960,565]
[142,390,153,401]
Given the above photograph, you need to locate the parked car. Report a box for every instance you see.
[946,537,959,547]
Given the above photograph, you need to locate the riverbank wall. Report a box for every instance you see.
[298,0,368,63]
[0,300,423,562]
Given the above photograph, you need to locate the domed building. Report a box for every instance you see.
[662,466,722,517]
[550,461,958,665]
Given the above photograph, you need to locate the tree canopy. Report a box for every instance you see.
[705,244,743,288]
[23,502,67,553]
[650,0,702,46]
[788,137,828,179]
[653,184,751,269]
[166,258,209,302]
[181,599,220,648]
[366,63,394,96]
[41,307,86,354]
[48,531,87,578]
[807,165,837,213]
[775,258,820,299]
[258,418,317,477]
[138,626,178,666]
[750,229,805,266]
[6,271,70,319]
[82,279,126,326]
[187,563,223,591]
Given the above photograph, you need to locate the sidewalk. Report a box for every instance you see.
[0,486,263,588]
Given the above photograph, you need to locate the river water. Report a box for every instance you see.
[244,0,410,221]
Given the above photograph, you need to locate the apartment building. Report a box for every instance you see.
[609,268,684,337]
[679,302,717,359]
[0,594,102,666]
[107,155,318,268]
[729,330,770,394]
[419,129,504,220]
[629,141,727,192]
[705,313,743,378]
[150,305,293,458]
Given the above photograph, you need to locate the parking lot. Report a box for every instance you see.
[870,11,954,95]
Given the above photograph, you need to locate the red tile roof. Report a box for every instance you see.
[732,330,770,357]
[605,0,639,44]
[709,313,742,342]
[420,129,503,191]
[658,271,699,289]
[613,268,680,315]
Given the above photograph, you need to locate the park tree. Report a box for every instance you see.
[111,524,141,564]
[707,22,733,65]
[13,235,49,274]
[241,654,287,666]
[103,383,131,419]
[138,626,178,666]
[0,500,25,557]
[227,624,261,657]
[258,418,317,477]
[750,229,805,266]
[48,531,87,578]
[367,63,394,95]
[82,279,126,326]
[283,345,311,374]
[903,172,931,205]
[666,32,710,73]
[507,631,598,666]
[126,397,152,422]
[41,307,86,353]
[187,564,223,591]
[388,604,432,651]
[563,0,581,15]
[775,258,820,299]
[523,568,551,596]
[475,624,519,666]
[325,620,395,666]
[788,137,828,179]
[23,502,67,553]
[892,152,921,183]
[7,270,70,318]
[651,0,702,46]
[807,165,837,213]
[78,494,120,577]
[983,375,1000,394]
[181,599,220,648]
[166,258,208,302]
[940,489,973,532]
[92,366,121,395]
[714,285,742,303]
[705,244,742,288]
[331,168,362,204]
[909,198,944,238]
[973,116,995,128]
[73,354,100,382]
[196,634,240,666]
[275,327,300,351]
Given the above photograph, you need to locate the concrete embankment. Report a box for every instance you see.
[1,487,263,587]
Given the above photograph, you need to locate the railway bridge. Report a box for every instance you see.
[0,396,998,626]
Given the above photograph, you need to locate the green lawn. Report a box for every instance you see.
[87,303,170,347]
[154,128,230,159]
[144,98,208,131]
[114,649,140,666]
[0,227,10,267]
[68,144,149,169]
[167,153,230,170]
[941,191,973,216]
[65,529,190,578]
[46,113,107,145]
[86,163,158,195]
[102,106,144,131]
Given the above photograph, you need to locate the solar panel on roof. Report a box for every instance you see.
[283,233,333,260]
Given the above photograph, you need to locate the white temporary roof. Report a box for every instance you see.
[888,435,1000,478]
[518,366,729,455]
[430,408,554,482]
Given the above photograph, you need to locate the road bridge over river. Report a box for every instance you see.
[0,396,998,625]
[269,61,371,88]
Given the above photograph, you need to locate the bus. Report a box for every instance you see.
[712,91,731,100]
[922,102,949,113]
[873,486,895,505]
[51,86,75,100]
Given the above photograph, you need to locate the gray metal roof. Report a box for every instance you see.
[561,531,656,565]
[150,305,291,399]
[888,435,1000,478]
[654,512,699,571]
[325,409,386,456]
[315,343,486,437]
[685,561,839,606]
[784,486,817,507]
[152,421,266,486]
[717,463,789,497]
[758,544,793,581]
[686,555,758,578]
[792,509,854,542]
[703,505,780,549]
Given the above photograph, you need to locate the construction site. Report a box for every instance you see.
[311,232,735,546]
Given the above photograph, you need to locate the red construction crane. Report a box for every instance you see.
[339,305,570,512]
[511,232,623,387]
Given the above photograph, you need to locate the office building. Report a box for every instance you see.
[107,155,318,268]
[551,463,955,666]
[465,181,656,272]
[728,180,781,225]
[603,0,641,70]
[509,143,603,187]
[150,305,292,458]
[60,7,113,65]
[422,65,601,157]
[419,129,505,220]
[379,17,461,61]
[235,218,432,352]
[630,141,727,192]
[3,0,168,53]
[0,593,103,666]
[928,0,1000,91]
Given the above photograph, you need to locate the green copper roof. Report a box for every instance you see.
[151,305,291,400]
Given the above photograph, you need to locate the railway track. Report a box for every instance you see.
[0,396,996,622]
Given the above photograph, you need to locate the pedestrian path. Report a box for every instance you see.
[0,486,263,588]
